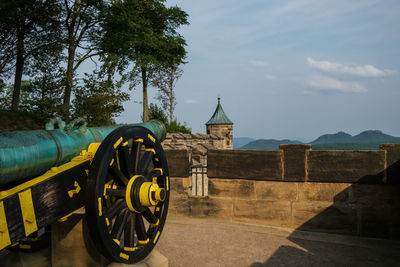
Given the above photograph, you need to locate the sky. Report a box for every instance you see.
[113,0,400,142]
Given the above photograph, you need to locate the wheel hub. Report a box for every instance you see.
[125,175,166,213]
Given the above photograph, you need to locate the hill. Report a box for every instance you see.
[233,137,255,148]
[310,131,352,144]
[310,130,400,145]
[351,130,400,144]
[238,130,400,150]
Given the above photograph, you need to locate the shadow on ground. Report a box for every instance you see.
[251,160,400,267]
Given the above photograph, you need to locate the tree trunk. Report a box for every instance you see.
[169,87,173,123]
[11,34,24,111]
[169,73,174,123]
[142,67,149,122]
[62,44,76,119]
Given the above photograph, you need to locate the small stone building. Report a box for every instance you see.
[205,97,233,149]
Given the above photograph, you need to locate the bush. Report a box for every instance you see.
[148,103,191,134]
[166,120,191,134]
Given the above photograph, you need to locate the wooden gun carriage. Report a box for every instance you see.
[0,119,170,264]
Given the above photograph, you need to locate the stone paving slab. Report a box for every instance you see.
[157,216,400,267]
[1,215,400,266]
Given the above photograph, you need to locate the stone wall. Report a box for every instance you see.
[162,133,224,166]
[164,144,400,240]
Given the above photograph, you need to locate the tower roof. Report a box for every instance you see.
[205,97,233,125]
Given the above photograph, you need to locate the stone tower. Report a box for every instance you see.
[206,97,233,149]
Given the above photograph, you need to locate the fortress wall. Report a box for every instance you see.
[165,144,400,240]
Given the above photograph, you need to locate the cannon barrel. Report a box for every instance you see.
[0,120,166,185]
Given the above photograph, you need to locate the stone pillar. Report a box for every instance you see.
[380,144,400,184]
[279,144,312,182]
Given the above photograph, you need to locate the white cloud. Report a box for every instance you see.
[264,74,276,80]
[307,57,394,77]
[307,76,368,93]
[184,99,200,104]
[250,60,266,67]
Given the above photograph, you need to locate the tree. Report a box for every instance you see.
[0,0,61,111]
[101,0,188,122]
[72,71,130,126]
[151,63,183,123]
[0,25,15,80]
[20,60,65,122]
[60,0,107,119]
[0,82,12,109]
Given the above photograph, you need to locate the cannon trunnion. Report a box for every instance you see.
[0,121,169,264]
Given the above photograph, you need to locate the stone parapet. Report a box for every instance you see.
[206,144,399,184]
[168,177,400,240]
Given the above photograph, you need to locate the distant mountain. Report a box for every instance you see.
[352,130,400,144]
[240,139,303,150]
[310,130,400,145]
[311,131,352,144]
[239,130,400,150]
[233,137,255,148]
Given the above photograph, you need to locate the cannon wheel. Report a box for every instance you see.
[86,126,169,264]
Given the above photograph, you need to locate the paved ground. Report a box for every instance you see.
[157,216,400,267]
[1,216,400,266]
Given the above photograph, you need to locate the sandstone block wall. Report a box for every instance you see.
[164,144,400,240]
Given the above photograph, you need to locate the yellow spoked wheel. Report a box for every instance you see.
[85,126,169,264]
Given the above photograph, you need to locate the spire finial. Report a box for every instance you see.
[218,96,220,104]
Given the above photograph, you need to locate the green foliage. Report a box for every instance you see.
[59,0,108,117]
[148,103,191,133]
[0,110,43,132]
[101,0,189,121]
[0,0,62,110]
[0,82,12,109]
[72,72,130,127]
[101,0,188,66]
[0,59,65,123]
[0,0,190,127]
[20,61,64,122]
[148,103,168,124]
[166,120,191,134]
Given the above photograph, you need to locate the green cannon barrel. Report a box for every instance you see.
[0,120,166,185]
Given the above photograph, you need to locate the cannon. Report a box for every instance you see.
[0,119,170,264]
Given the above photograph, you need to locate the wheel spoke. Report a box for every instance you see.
[111,209,129,241]
[109,163,129,185]
[124,214,136,247]
[131,141,142,174]
[137,150,154,175]
[142,207,158,224]
[118,145,132,178]
[105,187,126,197]
[144,169,162,181]
[135,214,147,242]
[104,199,125,219]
